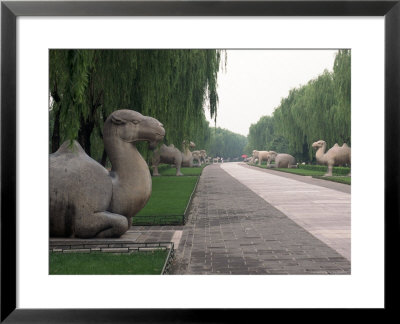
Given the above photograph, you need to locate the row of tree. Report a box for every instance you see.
[246,49,351,162]
[206,127,247,159]
[49,49,225,165]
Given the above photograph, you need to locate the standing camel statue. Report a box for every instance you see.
[50,109,165,238]
[312,140,351,176]
[152,144,183,176]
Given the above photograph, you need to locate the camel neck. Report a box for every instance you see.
[106,137,148,179]
[315,143,327,161]
[104,134,152,220]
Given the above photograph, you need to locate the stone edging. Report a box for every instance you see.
[49,241,174,275]
[183,175,201,225]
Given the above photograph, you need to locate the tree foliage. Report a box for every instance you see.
[246,50,351,162]
[206,127,247,159]
[245,115,288,155]
[49,49,225,164]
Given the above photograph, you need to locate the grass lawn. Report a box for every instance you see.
[158,165,204,176]
[312,176,351,185]
[274,168,326,176]
[49,250,168,275]
[132,176,199,225]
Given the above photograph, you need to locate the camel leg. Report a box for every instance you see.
[324,164,333,177]
[176,164,184,176]
[153,165,160,176]
[74,211,129,238]
[152,155,160,176]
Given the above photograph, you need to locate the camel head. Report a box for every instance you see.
[104,109,165,149]
[182,140,196,149]
[312,140,326,150]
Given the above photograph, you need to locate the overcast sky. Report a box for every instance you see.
[206,50,338,136]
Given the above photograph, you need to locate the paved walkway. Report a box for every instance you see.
[221,163,351,260]
[170,163,351,275]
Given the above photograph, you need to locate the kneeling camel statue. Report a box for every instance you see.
[50,110,165,238]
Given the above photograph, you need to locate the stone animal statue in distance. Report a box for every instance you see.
[252,150,270,165]
[181,140,196,167]
[49,109,165,238]
[152,144,184,176]
[266,151,296,168]
[191,150,202,166]
[312,140,351,176]
[199,150,207,164]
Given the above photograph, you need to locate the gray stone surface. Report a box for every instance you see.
[49,110,165,238]
[170,164,351,274]
[222,163,351,260]
[241,163,351,194]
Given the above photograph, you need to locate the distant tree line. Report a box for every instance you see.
[206,127,248,159]
[49,49,225,165]
[246,49,351,162]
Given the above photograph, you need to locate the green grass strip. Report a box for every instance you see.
[49,251,168,275]
[312,176,351,185]
[298,164,350,175]
[159,166,204,176]
[273,168,326,176]
[134,176,198,218]
[249,164,351,185]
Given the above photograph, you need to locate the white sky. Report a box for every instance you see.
[206,49,338,136]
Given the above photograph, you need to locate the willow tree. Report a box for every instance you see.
[245,115,288,155]
[247,50,351,162]
[331,49,351,144]
[207,127,247,158]
[49,49,225,164]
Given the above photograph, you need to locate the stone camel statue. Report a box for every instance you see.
[266,151,296,168]
[312,140,351,176]
[252,150,270,165]
[181,140,196,167]
[50,109,165,238]
[152,144,183,176]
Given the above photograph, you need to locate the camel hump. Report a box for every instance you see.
[342,143,349,148]
[52,140,86,157]
[333,143,339,148]
[169,144,175,148]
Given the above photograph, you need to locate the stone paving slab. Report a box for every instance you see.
[241,163,351,194]
[170,164,351,275]
[221,163,351,261]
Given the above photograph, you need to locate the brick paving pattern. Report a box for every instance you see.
[170,164,351,275]
[222,163,351,260]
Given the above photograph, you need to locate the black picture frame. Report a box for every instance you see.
[1,0,398,322]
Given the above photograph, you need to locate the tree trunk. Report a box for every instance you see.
[78,119,94,156]
[51,107,61,153]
